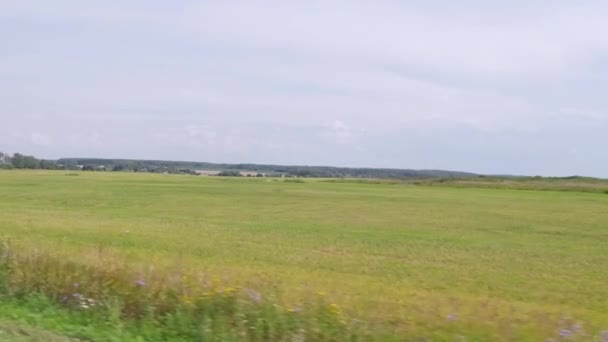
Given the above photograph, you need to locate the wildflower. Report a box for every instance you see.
[135,279,146,287]
[292,332,306,342]
[287,305,301,313]
[77,296,96,309]
[328,303,341,314]
[600,330,608,342]
[72,293,81,298]
[73,283,79,288]
[559,329,572,338]
[447,313,457,322]
[244,288,262,303]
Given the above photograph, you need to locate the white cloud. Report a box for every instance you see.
[30,132,52,147]
[322,120,353,144]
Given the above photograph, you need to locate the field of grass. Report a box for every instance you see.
[0,170,607,340]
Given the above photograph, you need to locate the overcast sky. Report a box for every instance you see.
[1,1,607,176]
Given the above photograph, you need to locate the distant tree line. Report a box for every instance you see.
[217,170,242,177]
[0,152,60,170]
[53,158,197,174]
[1,153,483,179]
[57,158,479,179]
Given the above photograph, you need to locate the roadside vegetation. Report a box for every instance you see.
[0,241,368,341]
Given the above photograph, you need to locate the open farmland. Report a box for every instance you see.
[0,170,607,340]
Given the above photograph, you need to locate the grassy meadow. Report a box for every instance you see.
[0,170,607,340]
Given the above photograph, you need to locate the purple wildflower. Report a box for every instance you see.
[244,288,262,303]
[559,329,572,338]
[135,279,146,287]
[600,330,608,342]
[447,313,457,322]
[73,283,79,288]
[72,293,80,298]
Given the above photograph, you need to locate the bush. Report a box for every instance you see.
[217,170,242,177]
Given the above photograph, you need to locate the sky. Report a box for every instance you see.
[1,1,607,177]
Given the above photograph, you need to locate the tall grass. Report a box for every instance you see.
[0,241,374,341]
[2,241,606,341]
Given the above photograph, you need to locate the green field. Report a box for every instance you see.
[0,170,607,340]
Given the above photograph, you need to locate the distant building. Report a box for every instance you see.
[195,170,221,176]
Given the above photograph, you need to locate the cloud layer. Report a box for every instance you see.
[1,1,607,176]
